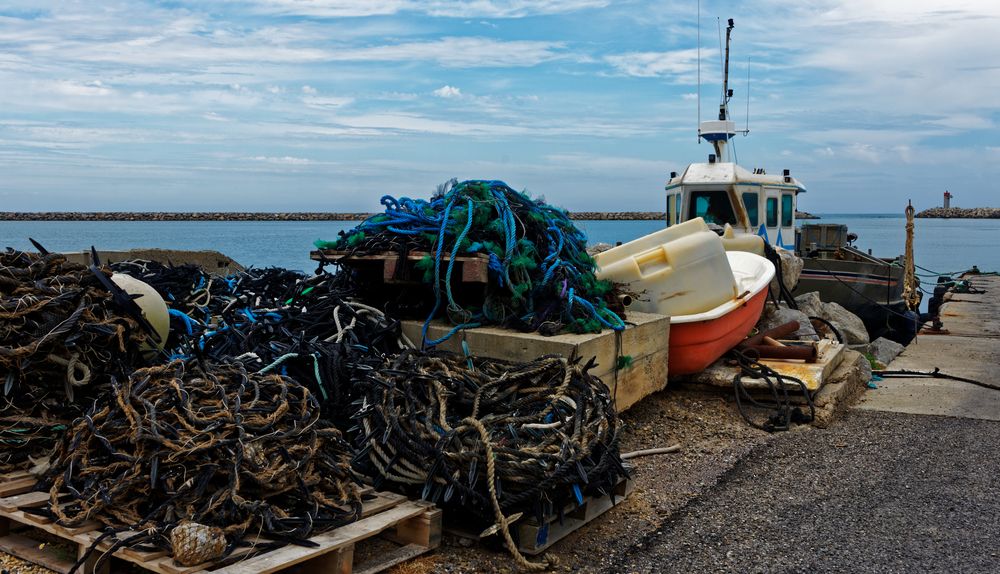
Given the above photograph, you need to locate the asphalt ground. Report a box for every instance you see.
[608,409,1000,574]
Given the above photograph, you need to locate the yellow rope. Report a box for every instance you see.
[463,417,557,572]
[902,200,922,311]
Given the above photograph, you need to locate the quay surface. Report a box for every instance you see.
[857,274,1000,420]
[609,274,1000,573]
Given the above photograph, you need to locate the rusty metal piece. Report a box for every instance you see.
[743,321,800,347]
[741,343,817,362]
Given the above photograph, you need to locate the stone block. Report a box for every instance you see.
[401,311,670,412]
[811,349,872,428]
[866,337,905,368]
[795,291,870,345]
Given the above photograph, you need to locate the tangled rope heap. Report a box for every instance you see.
[43,360,361,571]
[111,264,407,419]
[0,248,152,472]
[351,350,627,570]
[316,180,625,346]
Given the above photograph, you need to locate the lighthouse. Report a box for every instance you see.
[943,190,953,208]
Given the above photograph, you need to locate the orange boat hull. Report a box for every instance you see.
[668,287,770,376]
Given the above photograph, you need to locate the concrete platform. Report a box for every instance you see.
[683,339,846,392]
[857,275,1000,421]
[401,311,670,412]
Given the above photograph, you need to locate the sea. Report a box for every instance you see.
[1,215,996,278]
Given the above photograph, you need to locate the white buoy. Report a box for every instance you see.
[110,273,170,354]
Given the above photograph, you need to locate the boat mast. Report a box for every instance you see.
[721,18,733,122]
[699,18,737,162]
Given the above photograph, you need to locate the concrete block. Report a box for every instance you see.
[811,350,872,427]
[401,312,670,412]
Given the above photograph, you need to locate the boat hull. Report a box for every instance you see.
[795,255,915,343]
[668,283,769,376]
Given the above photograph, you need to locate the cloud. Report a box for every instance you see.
[53,80,113,97]
[302,96,355,108]
[239,0,609,18]
[923,114,995,130]
[248,155,312,165]
[604,48,704,81]
[301,85,318,95]
[327,37,566,68]
[433,85,462,98]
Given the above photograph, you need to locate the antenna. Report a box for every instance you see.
[745,56,751,135]
[717,18,724,109]
[697,0,701,143]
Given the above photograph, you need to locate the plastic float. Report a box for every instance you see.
[594,218,775,375]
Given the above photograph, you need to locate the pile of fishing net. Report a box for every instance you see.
[0,246,630,570]
[0,248,156,472]
[315,179,625,345]
[350,350,627,570]
[110,264,406,419]
[41,360,361,571]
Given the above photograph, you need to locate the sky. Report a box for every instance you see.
[1,0,998,213]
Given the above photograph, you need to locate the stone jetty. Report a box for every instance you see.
[0,211,668,222]
[915,207,1000,218]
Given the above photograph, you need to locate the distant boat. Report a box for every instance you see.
[662,18,915,343]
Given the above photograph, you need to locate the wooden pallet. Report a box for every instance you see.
[0,471,39,498]
[445,476,634,556]
[311,250,490,284]
[0,489,441,574]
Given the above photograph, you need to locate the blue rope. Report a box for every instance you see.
[420,196,458,349]
[337,179,625,341]
[444,198,476,311]
[168,309,198,336]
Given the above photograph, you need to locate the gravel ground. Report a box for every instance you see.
[609,409,1000,574]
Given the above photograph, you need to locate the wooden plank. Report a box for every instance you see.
[402,311,671,412]
[209,502,430,574]
[293,544,352,574]
[359,491,407,518]
[0,490,436,574]
[352,543,428,574]
[0,532,75,573]
[0,476,40,497]
[517,477,635,556]
[383,507,441,549]
[0,490,51,512]
[311,250,491,284]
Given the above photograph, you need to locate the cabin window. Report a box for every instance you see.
[666,193,674,226]
[675,194,682,224]
[781,194,794,227]
[688,190,735,226]
[742,192,759,227]
[766,197,778,227]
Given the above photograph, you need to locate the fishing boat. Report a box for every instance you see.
[795,223,914,342]
[663,18,915,343]
[594,218,774,376]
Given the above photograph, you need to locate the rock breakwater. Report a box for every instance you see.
[0,211,668,221]
[915,207,1000,218]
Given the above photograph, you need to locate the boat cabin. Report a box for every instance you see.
[666,18,807,250]
[664,159,806,250]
